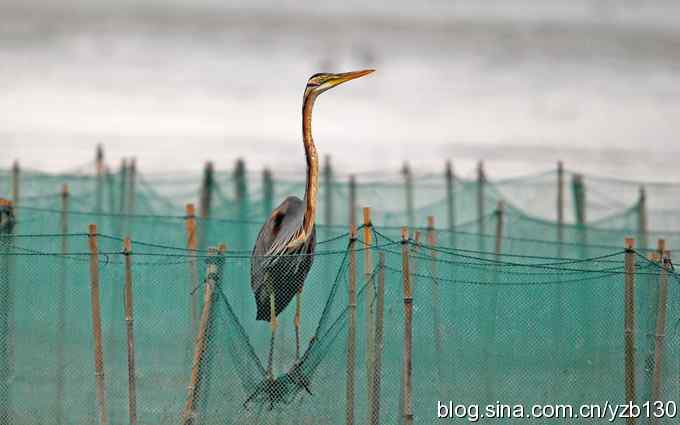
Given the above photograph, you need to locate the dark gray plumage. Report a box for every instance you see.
[251,196,316,321]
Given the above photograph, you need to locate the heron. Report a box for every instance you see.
[250,69,375,383]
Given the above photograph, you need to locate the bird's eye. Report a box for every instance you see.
[307,81,320,88]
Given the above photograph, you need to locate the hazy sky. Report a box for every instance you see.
[2,0,680,179]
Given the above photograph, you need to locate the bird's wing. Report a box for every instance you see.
[251,197,309,280]
[263,198,306,257]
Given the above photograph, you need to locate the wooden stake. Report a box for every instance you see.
[104,166,115,215]
[370,252,385,425]
[401,227,413,425]
[638,187,648,251]
[324,156,333,226]
[363,208,376,425]
[119,159,128,212]
[234,159,249,251]
[445,161,455,247]
[551,166,565,399]
[200,162,214,220]
[96,145,104,213]
[477,161,485,252]
[572,174,586,226]
[412,231,420,290]
[495,201,504,256]
[573,174,587,250]
[483,202,503,404]
[557,161,564,247]
[123,238,137,425]
[427,217,444,398]
[623,237,636,425]
[56,185,69,425]
[0,199,13,425]
[11,161,19,208]
[651,248,670,418]
[118,159,128,236]
[346,225,358,425]
[235,159,246,202]
[262,168,273,218]
[477,161,485,229]
[182,244,225,425]
[402,163,414,229]
[198,162,214,250]
[127,158,136,217]
[88,224,108,425]
[60,184,69,255]
[349,176,357,228]
[656,239,666,259]
[185,204,199,332]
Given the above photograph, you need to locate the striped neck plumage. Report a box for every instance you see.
[301,91,319,238]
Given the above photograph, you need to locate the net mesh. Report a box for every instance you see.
[1,161,679,424]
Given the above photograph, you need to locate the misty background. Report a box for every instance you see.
[2,0,679,179]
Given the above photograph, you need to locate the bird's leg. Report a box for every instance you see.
[266,291,277,380]
[294,289,302,362]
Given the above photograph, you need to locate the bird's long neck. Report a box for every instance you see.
[301,92,319,236]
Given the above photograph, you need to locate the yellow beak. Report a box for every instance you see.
[329,69,375,87]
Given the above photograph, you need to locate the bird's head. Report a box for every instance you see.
[304,69,375,98]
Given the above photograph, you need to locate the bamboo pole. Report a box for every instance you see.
[122,238,137,425]
[95,144,104,213]
[96,145,104,213]
[263,168,273,218]
[198,244,224,417]
[198,162,214,250]
[0,199,13,425]
[349,176,356,228]
[572,174,586,225]
[553,165,565,405]
[445,161,455,248]
[551,170,565,401]
[656,239,665,261]
[477,161,485,251]
[557,161,564,248]
[118,159,128,236]
[482,202,504,404]
[105,166,115,215]
[495,201,504,255]
[623,237,636,425]
[119,159,128,212]
[412,231,420,288]
[363,208,377,424]
[200,161,214,220]
[185,204,199,331]
[87,224,108,425]
[182,244,225,425]
[127,158,136,217]
[402,163,414,229]
[346,225,358,425]
[401,227,413,425]
[638,187,648,251]
[642,241,664,401]
[56,184,69,425]
[324,156,333,226]
[572,174,587,252]
[235,159,246,202]
[427,217,444,398]
[651,248,670,418]
[370,252,385,425]
[235,159,247,219]
[234,159,249,251]
[11,161,19,208]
